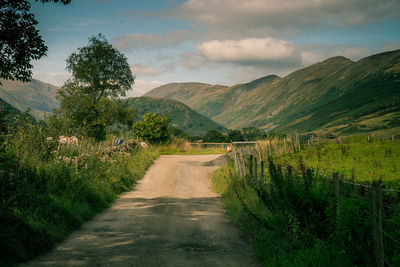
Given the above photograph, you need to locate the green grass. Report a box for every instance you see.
[212,165,351,267]
[270,137,400,186]
[0,128,159,265]
[213,137,400,266]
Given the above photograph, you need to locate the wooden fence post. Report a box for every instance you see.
[372,181,384,267]
[260,161,264,185]
[249,155,253,179]
[254,157,258,184]
[333,173,340,223]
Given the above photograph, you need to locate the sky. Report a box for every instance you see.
[30,0,400,97]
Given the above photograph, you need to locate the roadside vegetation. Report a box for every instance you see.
[213,137,400,266]
[0,113,158,265]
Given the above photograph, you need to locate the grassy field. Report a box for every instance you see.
[260,137,400,186]
[212,137,400,266]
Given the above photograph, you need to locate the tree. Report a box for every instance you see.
[169,126,189,139]
[50,34,135,140]
[134,113,171,143]
[66,34,134,99]
[242,126,265,140]
[0,0,71,83]
[227,129,245,141]
[203,130,226,143]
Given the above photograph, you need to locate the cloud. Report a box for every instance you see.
[171,0,400,38]
[124,80,165,98]
[112,30,196,51]
[32,72,70,86]
[197,38,302,68]
[131,64,161,76]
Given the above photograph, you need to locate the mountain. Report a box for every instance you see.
[0,98,22,117]
[0,98,23,126]
[0,98,36,127]
[123,96,226,135]
[0,79,59,120]
[145,50,400,137]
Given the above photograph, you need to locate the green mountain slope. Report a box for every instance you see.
[123,96,226,135]
[0,97,23,126]
[0,97,21,117]
[146,50,400,137]
[0,79,59,120]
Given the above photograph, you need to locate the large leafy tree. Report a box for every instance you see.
[0,0,71,82]
[50,34,135,140]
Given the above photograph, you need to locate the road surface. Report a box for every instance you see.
[22,155,258,267]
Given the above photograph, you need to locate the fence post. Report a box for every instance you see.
[372,181,384,267]
[254,157,258,184]
[260,161,264,185]
[249,154,253,179]
[333,173,340,222]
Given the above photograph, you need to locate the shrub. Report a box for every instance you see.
[134,113,171,143]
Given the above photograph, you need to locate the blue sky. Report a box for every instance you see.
[30,0,400,97]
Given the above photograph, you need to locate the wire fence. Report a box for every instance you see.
[228,145,400,267]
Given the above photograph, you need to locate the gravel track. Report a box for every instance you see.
[22,154,258,267]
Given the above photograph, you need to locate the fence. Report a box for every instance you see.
[229,145,400,266]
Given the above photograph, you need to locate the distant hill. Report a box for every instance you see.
[123,96,226,135]
[146,50,400,137]
[0,79,59,120]
[0,97,21,117]
[0,97,22,125]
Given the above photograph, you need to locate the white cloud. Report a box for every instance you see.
[131,64,161,76]
[197,38,301,67]
[32,72,70,86]
[124,80,164,98]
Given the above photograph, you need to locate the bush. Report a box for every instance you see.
[134,113,171,143]
[0,120,158,265]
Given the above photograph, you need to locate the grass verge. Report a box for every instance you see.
[212,164,352,266]
[0,143,158,266]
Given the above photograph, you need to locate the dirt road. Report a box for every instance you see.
[23,155,258,267]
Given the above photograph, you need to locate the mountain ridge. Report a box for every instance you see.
[145,49,400,137]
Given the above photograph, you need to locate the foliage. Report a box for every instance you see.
[50,34,135,140]
[203,130,227,142]
[227,129,245,141]
[0,119,158,265]
[213,137,400,266]
[242,127,265,140]
[134,113,171,144]
[212,158,400,266]
[169,126,189,139]
[0,0,70,83]
[66,34,134,99]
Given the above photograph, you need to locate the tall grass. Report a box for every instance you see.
[213,137,400,266]
[0,122,158,265]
